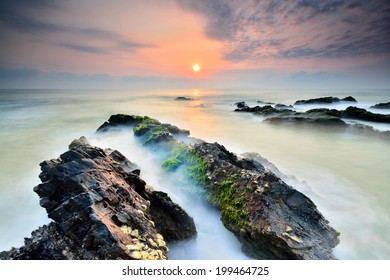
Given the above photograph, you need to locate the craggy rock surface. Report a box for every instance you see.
[0,138,196,260]
[193,143,339,259]
[98,115,340,259]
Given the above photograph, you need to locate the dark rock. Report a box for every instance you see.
[342,106,390,123]
[265,116,347,127]
[275,104,294,109]
[1,137,196,260]
[294,96,357,105]
[370,102,390,109]
[174,97,193,101]
[193,142,339,260]
[235,105,294,116]
[127,116,339,259]
[342,96,357,102]
[257,100,275,105]
[235,101,246,108]
[97,114,146,132]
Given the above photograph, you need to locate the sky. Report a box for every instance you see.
[0,0,389,89]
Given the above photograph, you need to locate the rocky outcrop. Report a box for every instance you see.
[371,102,390,109]
[1,137,196,260]
[294,96,357,105]
[98,115,340,259]
[193,142,339,259]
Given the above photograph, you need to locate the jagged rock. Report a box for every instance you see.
[192,142,339,260]
[294,96,357,105]
[370,102,390,109]
[174,97,193,101]
[1,137,196,260]
[99,115,340,259]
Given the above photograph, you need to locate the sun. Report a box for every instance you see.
[192,64,200,72]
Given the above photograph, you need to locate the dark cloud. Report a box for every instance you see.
[0,0,156,54]
[176,0,390,61]
[58,43,105,54]
[0,0,62,33]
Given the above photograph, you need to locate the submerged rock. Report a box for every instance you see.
[1,137,196,260]
[97,115,340,259]
[294,96,357,105]
[371,102,390,109]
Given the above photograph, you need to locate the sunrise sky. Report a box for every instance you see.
[0,0,389,89]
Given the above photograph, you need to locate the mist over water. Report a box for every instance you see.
[0,89,389,259]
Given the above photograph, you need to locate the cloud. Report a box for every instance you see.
[176,0,390,62]
[0,0,156,54]
[58,43,106,54]
[0,0,62,33]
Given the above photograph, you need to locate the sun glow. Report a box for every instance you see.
[192,64,200,72]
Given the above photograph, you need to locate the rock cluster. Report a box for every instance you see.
[0,138,196,260]
[234,99,390,133]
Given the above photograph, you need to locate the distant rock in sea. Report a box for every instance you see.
[0,137,196,260]
[234,101,390,134]
[98,115,340,259]
[235,101,247,108]
[370,102,390,109]
[257,100,275,105]
[174,96,193,101]
[294,96,357,105]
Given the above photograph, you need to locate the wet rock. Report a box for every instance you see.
[294,96,357,105]
[125,116,339,259]
[1,137,196,260]
[370,102,390,109]
[192,142,339,260]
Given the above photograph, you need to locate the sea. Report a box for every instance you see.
[0,88,389,259]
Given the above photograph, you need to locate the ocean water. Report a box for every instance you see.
[0,89,389,259]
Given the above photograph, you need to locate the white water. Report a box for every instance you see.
[0,89,389,259]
